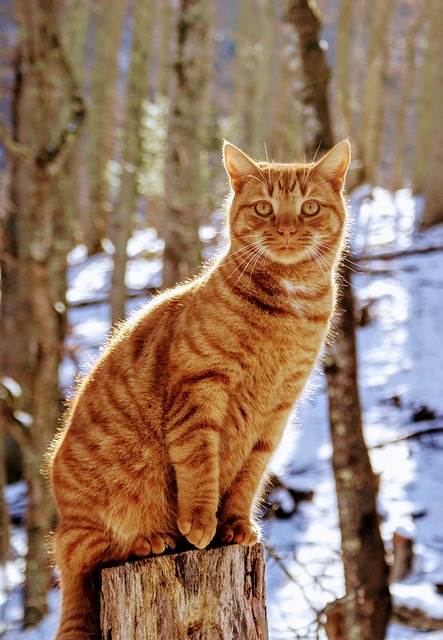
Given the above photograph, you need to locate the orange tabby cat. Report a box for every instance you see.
[47,139,350,639]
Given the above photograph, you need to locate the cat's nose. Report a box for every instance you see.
[277,225,296,239]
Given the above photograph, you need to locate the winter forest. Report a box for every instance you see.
[0,0,442,638]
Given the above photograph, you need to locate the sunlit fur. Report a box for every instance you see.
[47,140,351,639]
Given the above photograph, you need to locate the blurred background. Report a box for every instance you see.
[0,0,442,638]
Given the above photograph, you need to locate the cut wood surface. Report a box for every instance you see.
[100,542,269,639]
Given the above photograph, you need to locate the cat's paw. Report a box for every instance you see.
[177,510,217,549]
[218,518,261,545]
[132,532,176,557]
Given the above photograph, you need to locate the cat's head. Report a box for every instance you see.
[223,141,350,270]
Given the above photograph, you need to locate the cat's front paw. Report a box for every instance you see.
[218,518,261,545]
[177,509,217,549]
[132,532,176,557]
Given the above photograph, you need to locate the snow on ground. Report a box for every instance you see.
[264,188,443,639]
[1,187,443,638]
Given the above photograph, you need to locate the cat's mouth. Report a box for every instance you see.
[268,242,312,265]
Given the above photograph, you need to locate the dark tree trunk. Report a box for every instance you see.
[162,0,212,288]
[286,1,392,637]
[284,0,334,158]
[325,263,391,639]
[110,0,155,324]
[1,0,85,625]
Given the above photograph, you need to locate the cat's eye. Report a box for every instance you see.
[255,201,273,216]
[301,200,320,216]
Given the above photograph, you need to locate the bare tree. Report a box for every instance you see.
[286,1,391,637]
[334,0,355,143]
[324,266,391,639]
[162,0,213,288]
[391,1,427,190]
[85,0,125,255]
[0,403,9,563]
[358,0,395,184]
[284,0,334,158]
[416,0,443,227]
[157,0,174,98]
[110,0,156,324]
[0,0,85,625]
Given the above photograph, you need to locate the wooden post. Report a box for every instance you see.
[100,542,269,640]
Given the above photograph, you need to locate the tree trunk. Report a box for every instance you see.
[284,0,334,159]
[420,0,443,227]
[85,0,125,255]
[110,0,155,324]
[414,0,441,195]
[391,4,426,191]
[335,0,354,141]
[0,415,9,563]
[157,0,174,98]
[100,543,269,640]
[1,0,85,625]
[162,0,212,288]
[60,0,90,244]
[358,0,395,185]
[288,2,392,637]
[324,263,391,640]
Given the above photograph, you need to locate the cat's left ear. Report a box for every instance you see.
[313,140,351,190]
[223,141,262,191]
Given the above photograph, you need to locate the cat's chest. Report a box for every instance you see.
[280,278,331,317]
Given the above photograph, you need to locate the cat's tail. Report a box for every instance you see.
[55,571,101,640]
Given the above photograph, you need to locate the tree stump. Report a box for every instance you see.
[99,542,269,639]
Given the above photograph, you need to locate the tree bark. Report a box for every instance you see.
[358,0,395,185]
[100,543,269,640]
[420,0,443,227]
[391,3,426,191]
[162,0,212,288]
[85,0,125,255]
[157,0,174,98]
[413,0,441,195]
[110,0,155,324]
[325,263,391,640]
[0,413,9,563]
[1,0,85,625]
[287,2,392,637]
[284,0,334,159]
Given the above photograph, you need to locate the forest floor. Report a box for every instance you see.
[1,186,443,639]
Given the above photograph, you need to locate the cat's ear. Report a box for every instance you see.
[223,141,262,191]
[313,140,351,190]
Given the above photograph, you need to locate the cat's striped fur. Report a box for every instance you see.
[47,140,351,639]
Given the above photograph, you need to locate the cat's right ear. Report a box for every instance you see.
[223,141,262,191]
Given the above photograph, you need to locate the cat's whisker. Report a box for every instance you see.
[232,246,265,287]
[340,260,364,276]
[310,141,323,164]
[226,248,259,275]
[226,244,264,281]
[223,241,263,268]
[310,245,330,281]
[248,245,269,288]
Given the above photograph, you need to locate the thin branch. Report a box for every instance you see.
[34,32,86,173]
[0,120,33,161]
[355,244,443,263]
[0,406,30,452]
[369,425,443,449]
[392,605,443,631]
